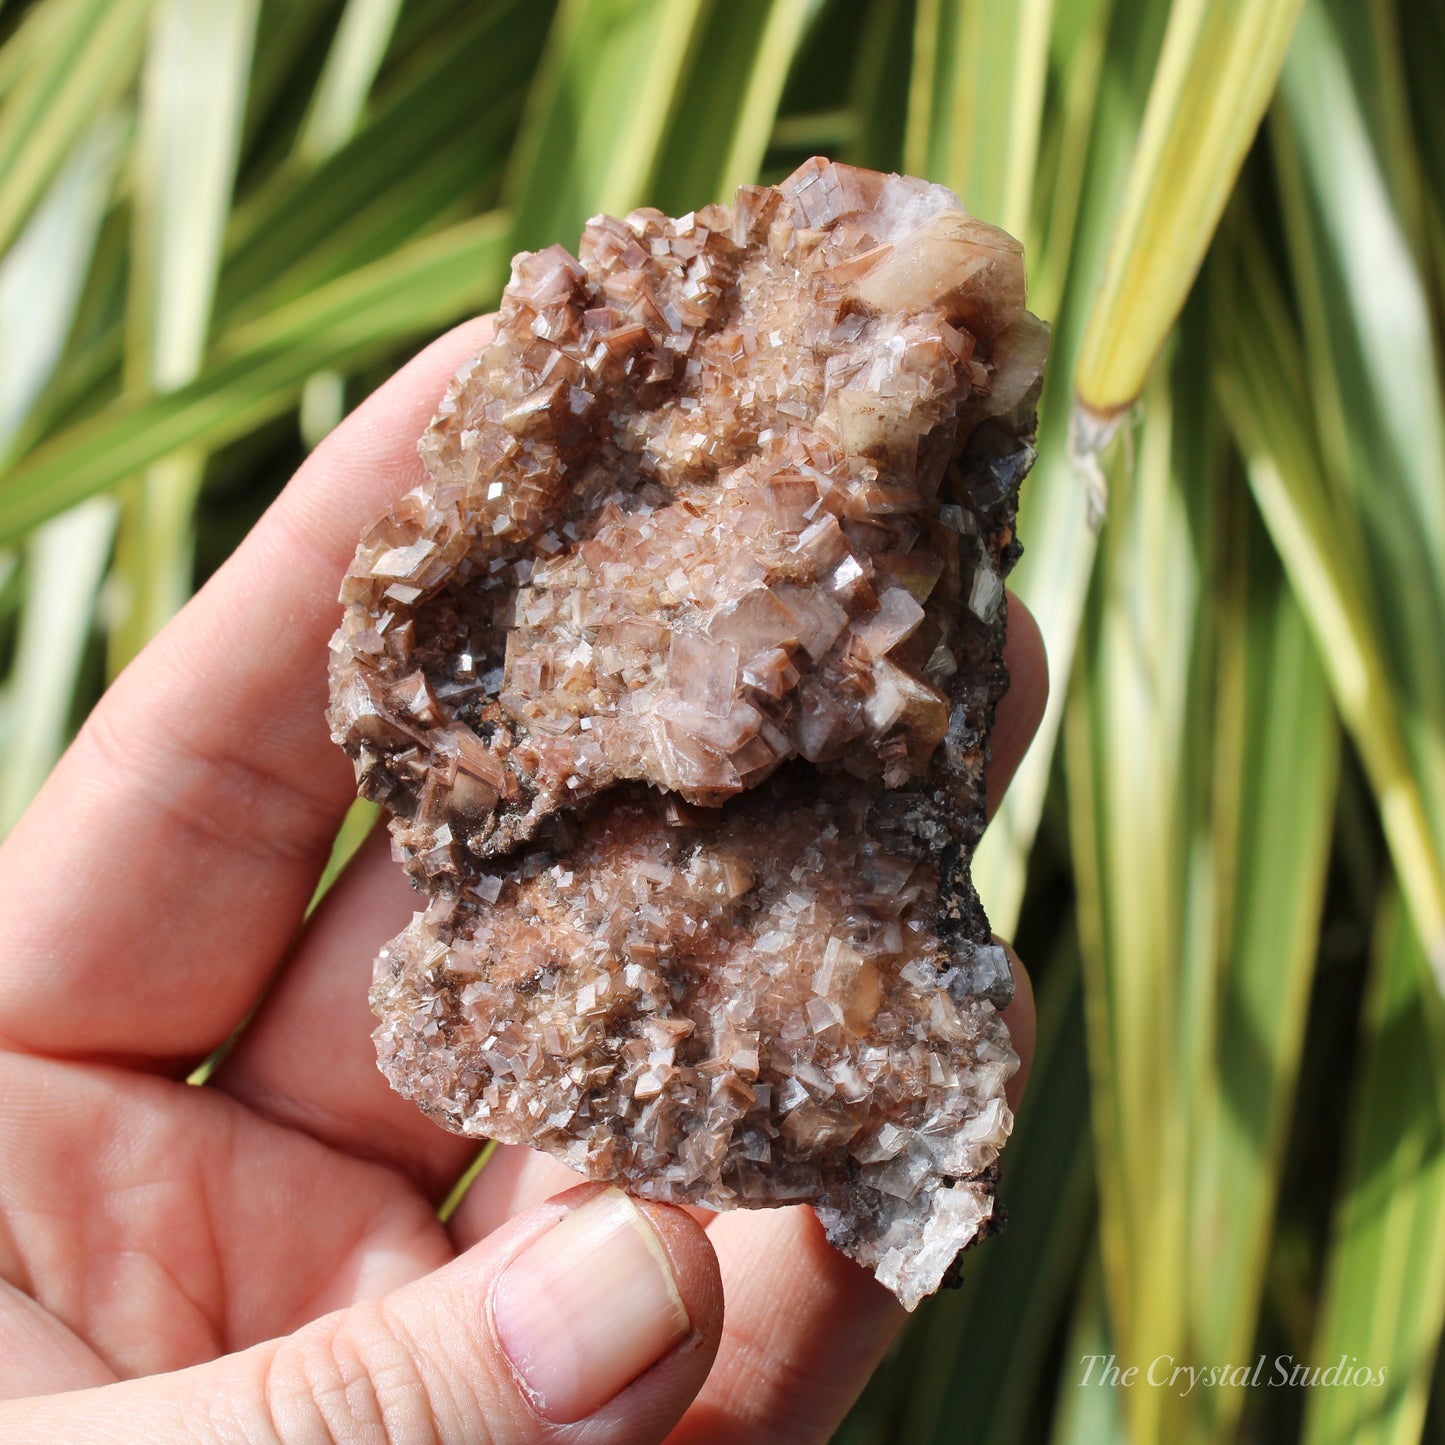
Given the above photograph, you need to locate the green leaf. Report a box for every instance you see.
[0,0,152,260]
[1186,512,1338,1436]
[219,1,544,313]
[1304,894,1445,1445]
[294,0,405,166]
[837,0,911,174]
[0,499,114,830]
[1216,227,1445,974]
[1065,357,1199,1441]
[310,796,379,909]
[108,0,260,668]
[0,112,124,443]
[904,0,1053,244]
[1050,1252,1127,1445]
[0,213,510,544]
[971,0,1149,933]
[503,0,710,251]
[1273,0,1445,881]
[128,0,259,391]
[1072,0,1305,419]
[649,0,813,213]
[0,112,124,826]
[1061,288,1340,1439]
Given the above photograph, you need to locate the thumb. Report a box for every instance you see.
[1,1184,724,1443]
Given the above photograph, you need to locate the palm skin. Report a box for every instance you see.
[0,316,1043,1442]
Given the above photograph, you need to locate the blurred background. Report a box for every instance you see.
[0,0,1441,1440]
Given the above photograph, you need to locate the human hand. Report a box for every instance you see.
[0,316,1045,1443]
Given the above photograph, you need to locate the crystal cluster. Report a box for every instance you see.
[329,158,1047,1308]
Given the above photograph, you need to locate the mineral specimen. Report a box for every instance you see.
[328,157,1047,1309]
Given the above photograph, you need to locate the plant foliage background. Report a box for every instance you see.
[0,1,1441,1441]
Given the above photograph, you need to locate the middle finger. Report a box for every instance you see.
[212,828,477,1200]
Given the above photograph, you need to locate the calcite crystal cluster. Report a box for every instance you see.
[328,158,1047,1308]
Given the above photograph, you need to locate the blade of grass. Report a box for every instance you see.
[971,0,1150,935]
[108,0,259,669]
[310,797,379,908]
[1187,505,1339,1438]
[838,0,911,174]
[0,212,510,543]
[1025,0,1113,325]
[649,0,812,214]
[0,113,124,440]
[1311,0,1430,272]
[1071,0,1305,439]
[1050,1251,1126,1445]
[904,0,1053,246]
[1061,279,1330,1441]
[1396,0,1445,306]
[225,130,512,324]
[1304,891,1445,1445]
[1215,227,1445,975]
[0,500,114,829]
[0,113,123,827]
[1273,1,1445,870]
[19,1,805,548]
[222,1,543,310]
[1066,356,1198,1441]
[237,0,342,164]
[21,3,542,506]
[0,0,71,103]
[0,0,151,260]
[504,0,709,253]
[292,0,406,455]
[294,0,404,166]
[128,0,258,395]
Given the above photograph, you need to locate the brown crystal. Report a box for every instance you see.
[328,157,1047,1309]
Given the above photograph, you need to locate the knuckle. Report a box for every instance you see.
[259,1304,456,1445]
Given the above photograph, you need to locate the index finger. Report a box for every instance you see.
[0,316,495,1066]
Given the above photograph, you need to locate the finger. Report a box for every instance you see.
[448,946,1034,1382]
[0,1185,723,1445]
[669,1204,903,1444]
[449,1147,593,1245]
[0,1282,115,1401]
[456,1185,905,1445]
[438,942,1034,1441]
[984,589,1048,817]
[0,316,496,1067]
[0,1051,454,1389]
[212,827,478,1199]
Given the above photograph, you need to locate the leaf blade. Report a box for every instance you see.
[1072,0,1305,418]
[0,213,510,544]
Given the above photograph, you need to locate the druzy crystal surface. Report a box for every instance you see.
[328,158,1047,1309]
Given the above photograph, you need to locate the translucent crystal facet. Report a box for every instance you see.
[328,157,1048,1309]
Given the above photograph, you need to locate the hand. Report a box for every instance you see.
[0,317,1045,1443]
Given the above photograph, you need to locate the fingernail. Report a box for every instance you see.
[494,1188,691,1422]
